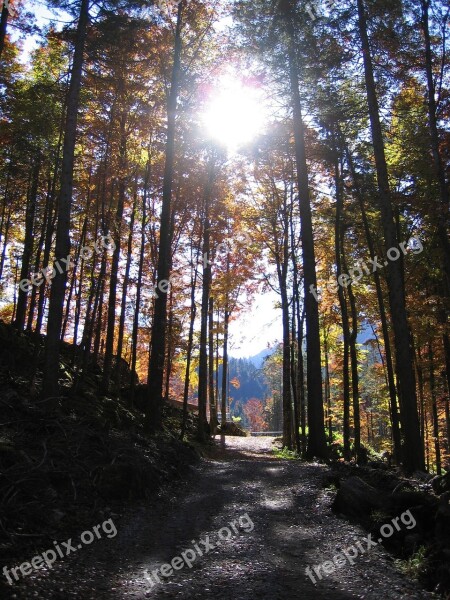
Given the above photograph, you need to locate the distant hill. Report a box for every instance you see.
[217,351,275,416]
[245,347,275,368]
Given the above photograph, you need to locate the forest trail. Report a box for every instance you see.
[6,437,432,599]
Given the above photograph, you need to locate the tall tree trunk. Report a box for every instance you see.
[221,306,230,427]
[356,0,423,472]
[283,3,327,458]
[61,213,88,342]
[209,296,217,434]
[290,305,301,453]
[42,0,89,400]
[103,108,127,391]
[280,275,292,449]
[323,325,332,443]
[344,256,361,462]
[93,277,105,365]
[35,111,64,337]
[415,344,427,460]
[445,393,450,461]
[333,143,351,460]
[420,0,450,298]
[146,1,183,432]
[27,173,53,331]
[290,219,302,454]
[0,202,12,281]
[197,158,215,441]
[297,306,307,456]
[0,1,10,62]
[428,338,442,474]
[345,145,402,464]
[180,239,200,438]
[15,156,40,331]
[116,189,136,386]
[164,288,174,400]
[274,197,293,449]
[130,163,150,404]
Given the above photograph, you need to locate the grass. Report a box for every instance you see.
[273,446,301,460]
[395,546,427,579]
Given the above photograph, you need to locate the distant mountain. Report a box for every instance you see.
[217,356,270,407]
[230,346,275,369]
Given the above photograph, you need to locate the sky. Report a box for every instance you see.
[228,292,282,358]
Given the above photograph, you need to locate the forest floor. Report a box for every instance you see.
[2,436,435,600]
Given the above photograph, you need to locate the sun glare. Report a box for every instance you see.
[202,77,266,151]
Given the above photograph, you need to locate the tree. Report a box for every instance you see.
[356,0,424,472]
[42,0,90,401]
[146,0,184,431]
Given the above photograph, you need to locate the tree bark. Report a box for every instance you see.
[428,338,442,474]
[42,0,90,400]
[345,145,402,464]
[130,162,150,404]
[283,5,327,458]
[208,296,217,434]
[356,0,424,472]
[333,143,351,461]
[146,1,183,432]
[0,1,9,62]
[197,157,215,441]
[116,189,136,386]
[103,108,127,391]
[15,156,40,331]
[180,237,201,438]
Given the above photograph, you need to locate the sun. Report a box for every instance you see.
[201,76,266,151]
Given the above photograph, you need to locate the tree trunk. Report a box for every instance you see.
[0,202,12,282]
[221,307,230,426]
[323,325,333,443]
[290,218,302,453]
[15,156,40,331]
[27,173,53,332]
[61,213,89,342]
[356,0,424,472]
[420,0,450,298]
[209,296,217,434]
[42,0,90,400]
[333,143,351,460]
[344,259,361,462]
[428,338,442,475]
[197,158,215,441]
[164,288,174,400]
[103,108,127,392]
[116,189,136,386]
[180,239,200,438]
[0,1,9,62]
[130,163,150,404]
[146,1,183,432]
[345,145,402,464]
[284,5,327,458]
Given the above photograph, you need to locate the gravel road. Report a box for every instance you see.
[3,436,434,599]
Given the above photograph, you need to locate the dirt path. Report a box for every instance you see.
[3,437,433,599]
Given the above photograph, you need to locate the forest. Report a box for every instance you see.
[0,0,450,596]
[1,0,448,472]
